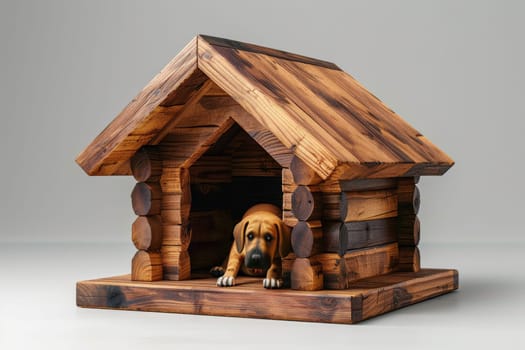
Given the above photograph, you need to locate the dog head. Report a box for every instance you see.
[233,213,291,270]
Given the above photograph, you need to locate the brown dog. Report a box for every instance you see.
[215,204,291,288]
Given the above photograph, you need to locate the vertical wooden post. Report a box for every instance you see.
[159,165,192,280]
[396,177,421,272]
[130,146,163,281]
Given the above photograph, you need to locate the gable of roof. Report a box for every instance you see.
[76,35,453,179]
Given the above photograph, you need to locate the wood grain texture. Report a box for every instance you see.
[161,246,191,281]
[77,268,458,324]
[398,246,421,272]
[131,250,162,281]
[131,215,162,251]
[291,257,324,291]
[340,189,398,222]
[78,35,453,180]
[291,221,323,258]
[131,182,162,216]
[318,243,399,289]
[130,146,162,182]
[323,218,397,255]
[291,185,322,221]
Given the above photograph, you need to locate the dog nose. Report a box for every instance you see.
[251,253,262,263]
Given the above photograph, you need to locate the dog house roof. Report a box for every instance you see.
[76,35,453,180]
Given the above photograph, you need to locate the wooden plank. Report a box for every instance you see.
[200,35,341,71]
[340,189,398,222]
[323,218,397,255]
[77,268,458,324]
[317,243,399,290]
[76,38,198,175]
[198,39,339,179]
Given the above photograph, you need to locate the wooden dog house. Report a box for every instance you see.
[76,35,458,323]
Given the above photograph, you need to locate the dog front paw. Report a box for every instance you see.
[263,278,283,289]
[217,275,235,287]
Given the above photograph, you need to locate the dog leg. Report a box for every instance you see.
[217,244,243,287]
[263,258,284,289]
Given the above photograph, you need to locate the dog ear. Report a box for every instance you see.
[233,219,249,254]
[275,222,291,258]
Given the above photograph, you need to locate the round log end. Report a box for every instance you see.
[291,186,315,221]
[291,221,314,258]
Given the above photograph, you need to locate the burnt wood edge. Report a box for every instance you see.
[198,35,341,71]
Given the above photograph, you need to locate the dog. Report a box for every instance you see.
[214,204,291,289]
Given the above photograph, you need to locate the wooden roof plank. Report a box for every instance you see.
[197,37,339,179]
[199,35,341,71]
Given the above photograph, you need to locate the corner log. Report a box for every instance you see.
[161,245,191,281]
[290,156,322,185]
[291,185,322,221]
[291,221,323,258]
[397,177,421,246]
[131,215,162,251]
[290,258,323,291]
[398,246,421,272]
[130,146,162,182]
[131,182,162,216]
[131,250,163,281]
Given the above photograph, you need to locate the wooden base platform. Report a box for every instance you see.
[77,268,458,324]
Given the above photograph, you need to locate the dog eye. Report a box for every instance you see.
[264,234,273,242]
[247,232,254,240]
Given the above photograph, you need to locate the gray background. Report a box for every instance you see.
[1,0,523,244]
[1,1,524,349]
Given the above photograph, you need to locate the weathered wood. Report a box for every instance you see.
[340,178,398,192]
[162,224,191,250]
[282,168,296,192]
[397,214,421,246]
[130,146,162,182]
[131,182,162,216]
[161,246,191,280]
[317,243,399,289]
[160,167,190,194]
[131,250,162,281]
[397,178,420,215]
[323,218,397,255]
[290,156,322,185]
[190,155,232,183]
[200,35,341,71]
[398,246,421,272]
[291,221,323,258]
[77,268,458,324]
[291,258,323,291]
[131,215,163,251]
[291,185,322,221]
[340,189,398,222]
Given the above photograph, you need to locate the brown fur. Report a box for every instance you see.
[216,204,291,288]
